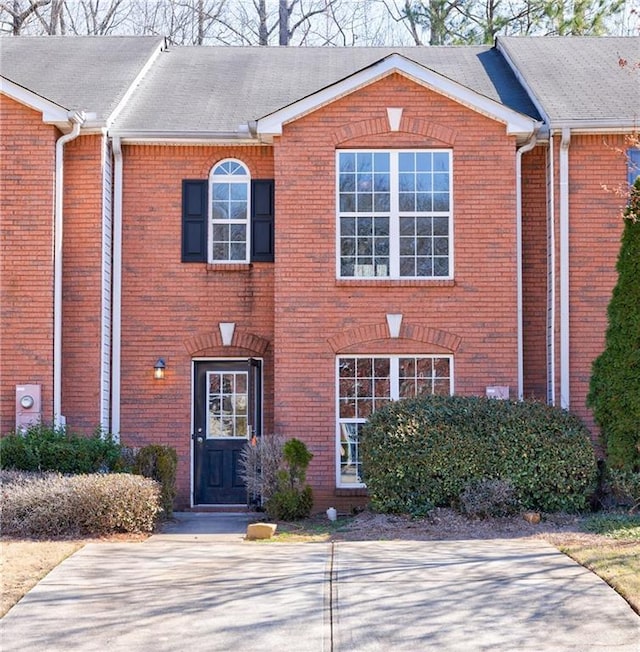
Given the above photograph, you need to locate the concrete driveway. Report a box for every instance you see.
[1,513,638,651]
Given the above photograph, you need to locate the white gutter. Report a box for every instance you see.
[111,131,258,146]
[111,136,123,442]
[516,131,539,400]
[53,111,85,427]
[559,127,571,410]
[548,133,556,406]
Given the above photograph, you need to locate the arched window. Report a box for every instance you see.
[210,159,250,262]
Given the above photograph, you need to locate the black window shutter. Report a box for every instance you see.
[251,179,274,263]
[181,180,208,262]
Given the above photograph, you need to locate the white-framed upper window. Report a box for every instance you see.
[337,150,453,279]
[210,159,250,263]
[336,354,454,487]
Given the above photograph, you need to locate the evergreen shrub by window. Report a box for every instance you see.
[588,177,640,472]
[361,396,598,514]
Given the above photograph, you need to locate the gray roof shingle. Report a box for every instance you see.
[0,35,164,122]
[1,36,636,134]
[498,36,640,126]
[112,44,540,133]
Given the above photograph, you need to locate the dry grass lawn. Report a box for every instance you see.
[1,540,82,617]
[557,538,640,614]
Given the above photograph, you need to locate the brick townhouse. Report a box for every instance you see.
[1,35,638,509]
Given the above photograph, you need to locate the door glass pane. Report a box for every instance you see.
[207,371,249,438]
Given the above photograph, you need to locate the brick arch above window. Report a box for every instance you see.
[327,321,461,354]
[331,117,457,147]
[184,329,270,356]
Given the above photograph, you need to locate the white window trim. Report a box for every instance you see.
[209,158,251,264]
[335,354,455,488]
[335,149,454,281]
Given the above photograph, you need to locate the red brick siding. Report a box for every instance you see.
[0,96,57,433]
[567,134,628,431]
[522,145,548,399]
[118,145,274,505]
[61,135,105,430]
[272,74,521,510]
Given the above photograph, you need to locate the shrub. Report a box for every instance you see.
[361,396,598,514]
[587,177,640,472]
[264,438,314,521]
[0,423,122,474]
[459,478,520,518]
[133,445,177,518]
[239,434,286,506]
[265,486,314,522]
[608,469,640,513]
[0,470,161,537]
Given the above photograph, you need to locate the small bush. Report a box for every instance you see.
[361,396,598,514]
[0,470,161,537]
[133,445,177,518]
[264,438,314,521]
[265,486,314,522]
[239,434,286,506]
[0,423,122,473]
[608,469,640,513]
[459,478,520,518]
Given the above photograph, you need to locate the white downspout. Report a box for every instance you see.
[111,136,123,442]
[54,112,85,427]
[548,133,556,405]
[559,128,571,410]
[516,131,538,401]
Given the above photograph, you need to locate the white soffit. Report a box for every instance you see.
[256,53,537,138]
[1,76,71,127]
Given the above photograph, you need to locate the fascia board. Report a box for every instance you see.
[0,76,70,126]
[256,53,537,137]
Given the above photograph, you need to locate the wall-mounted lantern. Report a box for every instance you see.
[154,358,166,380]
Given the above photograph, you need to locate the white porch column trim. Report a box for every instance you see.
[110,136,123,441]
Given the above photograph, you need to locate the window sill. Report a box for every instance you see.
[336,487,368,497]
[206,263,253,273]
[335,278,455,288]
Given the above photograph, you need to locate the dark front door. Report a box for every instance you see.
[193,359,262,505]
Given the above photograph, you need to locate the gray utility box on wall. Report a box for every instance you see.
[486,386,510,400]
[16,384,42,431]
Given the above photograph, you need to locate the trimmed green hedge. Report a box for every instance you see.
[0,423,122,473]
[361,396,598,514]
[134,445,178,517]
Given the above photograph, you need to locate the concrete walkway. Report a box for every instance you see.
[1,513,638,651]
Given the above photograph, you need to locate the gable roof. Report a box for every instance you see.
[110,44,540,140]
[0,35,165,128]
[497,36,640,131]
[255,52,538,140]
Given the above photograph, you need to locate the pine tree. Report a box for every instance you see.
[587,177,640,471]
